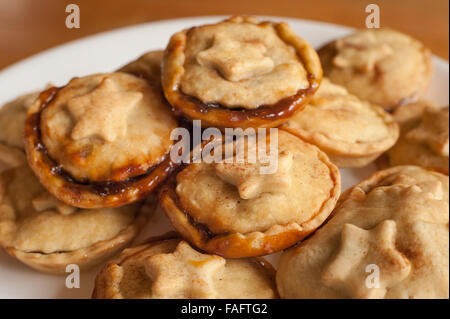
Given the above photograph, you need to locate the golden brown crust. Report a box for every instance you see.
[24,87,180,209]
[158,133,341,258]
[162,16,322,129]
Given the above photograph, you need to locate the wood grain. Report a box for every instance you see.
[0,0,448,70]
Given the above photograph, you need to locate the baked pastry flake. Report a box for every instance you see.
[277,166,449,299]
[282,78,399,167]
[159,130,341,258]
[93,238,278,299]
[319,29,433,110]
[162,16,322,128]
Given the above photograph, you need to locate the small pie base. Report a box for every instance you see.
[3,207,148,274]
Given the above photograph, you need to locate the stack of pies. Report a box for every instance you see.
[379,101,449,175]
[0,16,448,299]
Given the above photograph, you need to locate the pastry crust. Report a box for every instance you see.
[24,72,179,208]
[282,78,399,167]
[0,91,40,168]
[119,50,163,85]
[159,130,341,258]
[92,237,278,299]
[162,16,322,128]
[0,164,153,274]
[319,29,432,110]
[277,166,449,299]
[379,101,449,175]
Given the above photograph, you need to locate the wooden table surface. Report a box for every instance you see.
[0,0,448,70]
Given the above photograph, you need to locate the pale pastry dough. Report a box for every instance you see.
[277,166,449,299]
[384,102,449,175]
[282,78,399,167]
[319,29,432,110]
[0,91,40,168]
[0,163,151,274]
[119,50,164,85]
[160,130,341,257]
[93,239,278,299]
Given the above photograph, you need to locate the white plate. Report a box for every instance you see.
[0,16,448,299]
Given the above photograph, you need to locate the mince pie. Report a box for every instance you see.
[162,16,322,128]
[282,78,399,167]
[119,50,163,85]
[0,163,152,274]
[319,29,432,110]
[93,238,278,299]
[159,130,341,258]
[381,101,449,175]
[24,72,179,208]
[277,166,449,299]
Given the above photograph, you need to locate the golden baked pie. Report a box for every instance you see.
[282,78,399,167]
[24,72,179,208]
[119,50,163,85]
[159,130,341,258]
[277,166,449,299]
[0,163,152,274]
[93,238,278,299]
[162,16,322,128]
[381,101,449,175]
[0,91,40,168]
[319,29,432,110]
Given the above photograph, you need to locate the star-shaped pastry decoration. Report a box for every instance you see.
[214,150,293,199]
[406,107,449,156]
[145,241,226,299]
[334,32,394,73]
[197,33,275,82]
[32,192,77,215]
[321,220,411,299]
[67,77,143,142]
